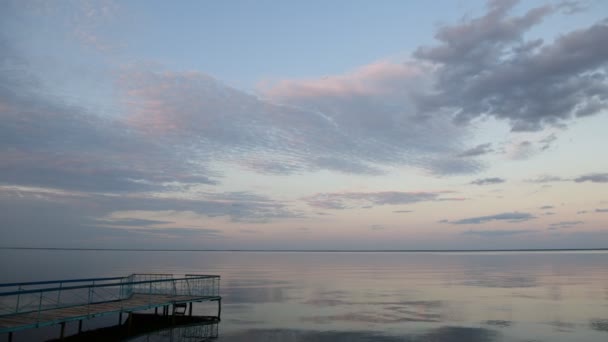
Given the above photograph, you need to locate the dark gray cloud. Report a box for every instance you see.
[449,212,535,225]
[470,177,505,185]
[413,1,608,131]
[303,191,458,210]
[458,143,494,157]
[574,173,608,183]
[462,229,534,237]
[596,208,608,213]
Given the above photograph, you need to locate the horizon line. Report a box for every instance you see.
[1,247,607,252]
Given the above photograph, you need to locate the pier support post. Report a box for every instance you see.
[217,298,222,320]
[127,312,133,336]
[155,307,158,315]
[78,320,83,333]
[59,322,65,340]
[188,302,193,316]
[8,332,12,342]
[119,311,123,325]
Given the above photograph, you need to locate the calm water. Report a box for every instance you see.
[1,250,608,341]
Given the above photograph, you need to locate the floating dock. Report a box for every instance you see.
[0,274,221,341]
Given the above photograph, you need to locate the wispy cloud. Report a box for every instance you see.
[462,229,534,237]
[548,221,584,230]
[539,205,554,210]
[458,143,494,158]
[303,191,457,210]
[393,210,414,214]
[574,173,608,183]
[448,212,535,225]
[470,177,505,186]
[525,175,565,183]
[596,208,608,213]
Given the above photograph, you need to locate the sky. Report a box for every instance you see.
[1,0,607,250]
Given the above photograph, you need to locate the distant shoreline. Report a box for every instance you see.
[1,247,607,252]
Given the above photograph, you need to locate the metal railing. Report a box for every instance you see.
[0,274,220,318]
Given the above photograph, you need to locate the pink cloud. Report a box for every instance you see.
[260,61,430,100]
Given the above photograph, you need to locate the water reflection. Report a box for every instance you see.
[43,314,219,342]
[128,322,218,342]
[220,326,498,342]
[590,319,608,332]
[1,250,607,341]
[301,300,444,324]
[483,320,512,328]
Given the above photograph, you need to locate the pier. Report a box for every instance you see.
[0,274,221,341]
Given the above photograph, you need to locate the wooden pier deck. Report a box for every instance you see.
[0,293,219,332]
[0,274,221,340]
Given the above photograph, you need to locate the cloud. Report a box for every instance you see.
[462,229,534,237]
[577,210,588,214]
[525,175,564,183]
[508,141,537,160]
[370,225,385,231]
[413,1,608,131]
[0,38,220,193]
[6,0,605,192]
[470,177,505,185]
[596,208,608,213]
[539,205,554,210]
[548,221,584,229]
[121,63,482,177]
[115,227,223,238]
[94,218,173,227]
[449,212,535,225]
[393,210,413,214]
[458,143,494,157]
[239,229,258,234]
[0,185,302,226]
[574,173,608,183]
[539,133,558,150]
[303,191,457,210]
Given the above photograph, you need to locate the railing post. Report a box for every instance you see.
[87,286,92,316]
[57,282,62,307]
[36,291,43,323]
[15,285,21,313]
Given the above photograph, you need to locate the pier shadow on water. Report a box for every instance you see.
[44,314,219,342]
